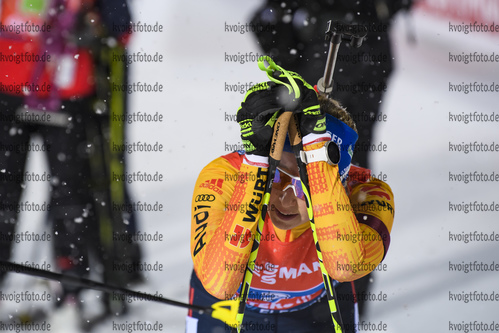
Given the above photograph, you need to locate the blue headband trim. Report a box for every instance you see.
[283,114,358,181]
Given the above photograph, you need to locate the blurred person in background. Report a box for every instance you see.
[0,0,141,324]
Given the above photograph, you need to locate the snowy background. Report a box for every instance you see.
[2,0,499,332]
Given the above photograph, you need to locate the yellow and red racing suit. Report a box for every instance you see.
[190,145,394,312]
